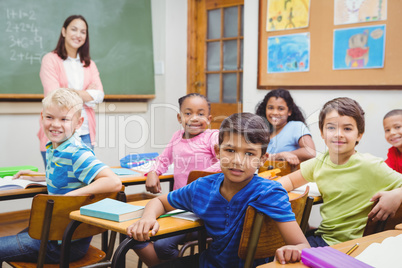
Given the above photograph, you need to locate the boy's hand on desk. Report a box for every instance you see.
[126,217,159,241]
[369,188,402,221]
[12,170,46,181]
[146,171,162,194]
[275,246,302,264]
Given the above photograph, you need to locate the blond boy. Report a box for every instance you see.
[0,88,121,264]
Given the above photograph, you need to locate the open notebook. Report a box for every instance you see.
[291,182,321,197]
[355,234,402,268]
[0,176,46,191]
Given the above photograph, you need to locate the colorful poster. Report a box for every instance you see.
[267,33,310,73]
[266,0,311,31]
[334,0,387,25]
[333,25,385,70]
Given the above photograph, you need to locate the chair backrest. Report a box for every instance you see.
[258,160,300,176]
[238,186,311,263]
[363,202,402,236]
[28,191,125,241]
[187,170,218,185]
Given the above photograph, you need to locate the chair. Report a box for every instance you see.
[7,190,126,268]
[238,187,313,268]
[258,160,300,176]
[363,202,402,236]
[186,170,218,185]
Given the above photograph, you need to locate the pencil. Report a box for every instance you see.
[159,211,186,218]
[23,174,46,177]
[346,243,359,255]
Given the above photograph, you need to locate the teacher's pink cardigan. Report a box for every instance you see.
[38,52,104,151]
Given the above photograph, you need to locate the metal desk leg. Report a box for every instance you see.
[198,227,207,253]
[111,237,140,268]
[169,177,174,192]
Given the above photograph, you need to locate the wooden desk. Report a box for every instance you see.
[396,223,402,230]
[0,187,47,201]
[258,230,402,267]
[69,199,206,268]
[120,174,174,192]
[69,193,304,267]
[0,174,174,202]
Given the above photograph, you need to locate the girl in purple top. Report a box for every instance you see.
[135,93,221,265]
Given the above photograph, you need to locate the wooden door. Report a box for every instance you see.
[188,0,244,129]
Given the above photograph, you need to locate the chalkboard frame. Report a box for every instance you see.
[0,94,155,102]
[0,0,156,101]
[257,0,402,90]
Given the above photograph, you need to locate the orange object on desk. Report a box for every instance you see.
[258,169,281,179]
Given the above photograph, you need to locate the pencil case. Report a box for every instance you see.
[120,153,159,168]
[301,246,373,268]
[0,165,38,177]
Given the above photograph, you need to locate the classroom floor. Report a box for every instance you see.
[0,233,144,268]
[0,216,143,268]
[0,219,199,268]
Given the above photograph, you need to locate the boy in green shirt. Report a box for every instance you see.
[279,97,402,246]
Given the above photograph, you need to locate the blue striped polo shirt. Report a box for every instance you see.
[168,173,295,267]
[45,132,107,195]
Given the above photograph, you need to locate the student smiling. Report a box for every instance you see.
[255,89,315,165]
[278,97,402,247]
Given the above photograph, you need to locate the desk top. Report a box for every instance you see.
[119,173,173,185]
[395,223,402,230]
[70,192,303,236]
[70,199,203,236]
[258,230,402,267]
[0,172,174,201]
[0,186,47,201]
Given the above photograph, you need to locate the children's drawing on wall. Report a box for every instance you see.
[333,25,385,70]
[266,0,311,31]
[267,33,310,73]
[334,0,387,25]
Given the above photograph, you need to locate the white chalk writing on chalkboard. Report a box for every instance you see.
[6,8,44,65]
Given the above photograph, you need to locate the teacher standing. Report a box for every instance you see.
[38,15,104,165]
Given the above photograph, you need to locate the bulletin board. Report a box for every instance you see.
[257,0,402,90]
[0,0,155,100]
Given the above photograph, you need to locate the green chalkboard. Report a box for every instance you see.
[0,0,155,100]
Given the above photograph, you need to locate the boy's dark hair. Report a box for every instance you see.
[178,93,211,113]
[219,113,270,156]
[54,15,91,67]
[319,97,365,135]
[384,109,402,120]
[255,89,306,132]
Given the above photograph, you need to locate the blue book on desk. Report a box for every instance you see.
[111,168,142,176]
[80,198,144,222]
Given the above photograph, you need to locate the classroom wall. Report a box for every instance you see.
[243,0,401,159]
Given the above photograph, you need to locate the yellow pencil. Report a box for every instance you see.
[346,243,359,255]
